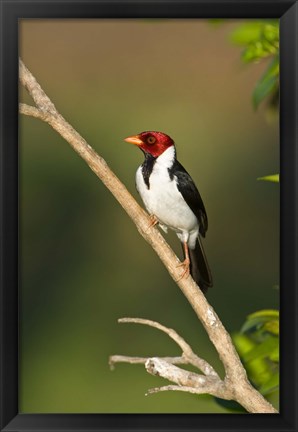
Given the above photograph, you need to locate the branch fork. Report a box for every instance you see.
[109,318,231,400]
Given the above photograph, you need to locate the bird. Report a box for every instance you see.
[124,131,212,293]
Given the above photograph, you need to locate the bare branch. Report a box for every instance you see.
[146,385,218,396]
[145,358,228,399]
[19,103,48,120]
[19,60,58,115]
[109,355,187,370]
[19,59,277,414]
[118,317,219,377]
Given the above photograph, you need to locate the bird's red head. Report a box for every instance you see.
[124,131,174,158]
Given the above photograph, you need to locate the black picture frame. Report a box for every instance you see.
[0,1,297,431]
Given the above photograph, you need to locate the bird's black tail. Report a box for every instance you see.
[184,238,213,293]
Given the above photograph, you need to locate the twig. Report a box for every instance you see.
[116,317,219,377]
[146,385,219,396]
[109,355,187,369]
[19,58,277,413]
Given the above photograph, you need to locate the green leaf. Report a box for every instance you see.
[259,372,279,395]
[232,332,256,354]
[241,318,262,333]
[242,336,278,362]
[263,320,279,336]
[241,309,279,334]
[268,346,279,362]
[230,21,279,46]
[253,72,278,108]
[242,322,279,336]
[258,174,279,182]
[232,333,273,387]
[264,56,280,78]
[242,43,277,63]
[252,57,279,108]
[248,310,279,320]
[230,22,263,45]
[263,23,279,42]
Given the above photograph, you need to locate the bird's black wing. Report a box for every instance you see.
[168,160,208,237]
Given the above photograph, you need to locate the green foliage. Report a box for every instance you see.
[241,309,279,336]
[233,309,279,396]
[214,308,279,412]
[230,20,279,110]
[257,174,279,183]
[212,20,280,413]
[230,21,279,62]
[252,57,279,110]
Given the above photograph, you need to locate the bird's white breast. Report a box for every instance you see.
[136,147,199,245]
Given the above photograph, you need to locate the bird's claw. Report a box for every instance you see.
[146,214,159,231]
[176,258,190,281]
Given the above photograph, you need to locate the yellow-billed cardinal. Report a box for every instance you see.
[124,131,212,293]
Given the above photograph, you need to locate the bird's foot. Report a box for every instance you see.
[176,258,190,281]
[146,214,159,231]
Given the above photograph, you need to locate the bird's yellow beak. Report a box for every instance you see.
[124,135,143,146]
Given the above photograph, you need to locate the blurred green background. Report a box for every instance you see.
[19,19,279,413]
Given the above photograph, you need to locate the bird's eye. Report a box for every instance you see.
[147,136,156,145]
